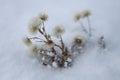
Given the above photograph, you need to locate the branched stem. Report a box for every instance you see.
[38,21,57,54]
[37,21,68,57]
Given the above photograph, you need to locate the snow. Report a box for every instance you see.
[0,0,120,80]
[52,61,58,68]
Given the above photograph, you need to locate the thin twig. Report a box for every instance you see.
[36,40,46,43]
[59,35,67,56]
[37,49,51,53]
[60,35,64,49]
[28,37,41,39]
[54,44,62,50]
[79,21,88,34]
[39,21,57,54]
[87,16,92,37]
[42,21,48,40]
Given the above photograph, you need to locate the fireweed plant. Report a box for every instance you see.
[23,10,106,68]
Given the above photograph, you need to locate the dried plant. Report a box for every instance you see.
[98,36,106,49]
[74,10,92,37]
[23,11,106,69]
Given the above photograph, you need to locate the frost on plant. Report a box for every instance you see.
[23,11,106,68]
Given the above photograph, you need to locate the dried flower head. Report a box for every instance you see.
[45,40,54,48]
[29,25,38,34]
[74,36,84,45]
[38,13,48,21]
[23,37,32,46]
[53,25,65,38]
[81,10,91,18]
[28,17,41,34]
[29,45,37,55]
[74,12,81,21]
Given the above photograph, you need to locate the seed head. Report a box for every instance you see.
[81,10,91,18]
[74,36,84,45]
[29,25,38,34]
[38,13,48,21]
[28,17,41,34]
[45,40,54,48]
[29,45,37,54]
[74,12,81,21]
[23,37,32,46]
[53,25,65,38]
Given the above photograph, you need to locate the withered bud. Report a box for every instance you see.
[81,10,91,18]
[74,12,81,21]
[28,17,41,34]
[23,37,32,46]
[45,40,54,48]
[29,45,37,55]
[39,13,48,21]
[53,25,65,38]
[74,36,84,45]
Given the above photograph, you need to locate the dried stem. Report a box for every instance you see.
[42,21,49,40]
[38,21,57,54]
[37,21,68,57]
[87,16,92,37]
[36,40,46,43]
[59,35,68,56]
[54,44,62,50]
[79,21,88,34]
[60,35,64,50]
[28,37,41,39]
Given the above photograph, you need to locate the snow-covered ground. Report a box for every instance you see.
[0,0,120,80]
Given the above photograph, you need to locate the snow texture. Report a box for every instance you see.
[0,0,120,80]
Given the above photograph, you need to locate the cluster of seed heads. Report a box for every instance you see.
[23,10,106,68]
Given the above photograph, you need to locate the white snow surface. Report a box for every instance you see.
[0,0,120,80]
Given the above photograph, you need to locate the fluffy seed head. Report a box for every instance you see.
[23,37,32,46]
[74,36,84,45]
[81,10,91,18]
[53,25,65,38]
[29,45,37,54]
[28,17,41,34]
[45,40,54,48]
[29,25,38,34]
[74,12,81,21]
[39,13,48,21]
